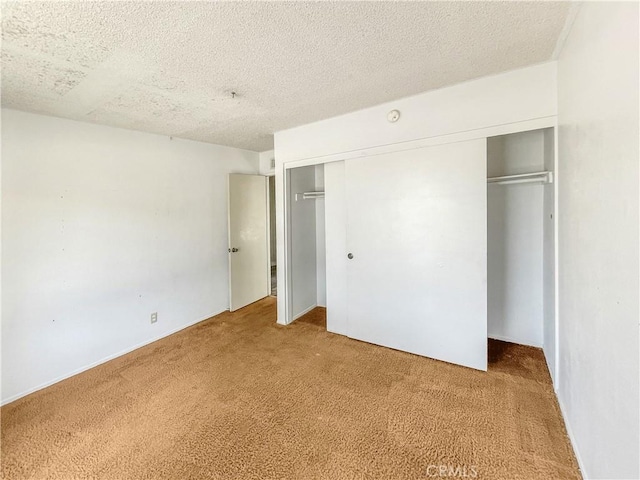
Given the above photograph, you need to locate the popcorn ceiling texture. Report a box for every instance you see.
[1,299,581,479]
[1,1,570,151]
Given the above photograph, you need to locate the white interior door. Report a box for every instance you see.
[228,174,270,311]
[345,139,488,370]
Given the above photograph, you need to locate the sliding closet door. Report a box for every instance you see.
[345,139,487,370]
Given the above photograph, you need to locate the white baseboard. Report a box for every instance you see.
[488,333,542,348]
[558,396,587,479]
[1,309,227,406]
[292,304,317,321]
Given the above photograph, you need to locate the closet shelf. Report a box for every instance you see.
[487,171,553,185]
[295,191,325,201]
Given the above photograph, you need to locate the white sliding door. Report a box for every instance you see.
[345,139,488,370]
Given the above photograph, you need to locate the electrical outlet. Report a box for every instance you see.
[150,312,158,324]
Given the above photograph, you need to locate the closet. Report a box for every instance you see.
[285,127,556,375]
[487,128,556,377]
[287,164,326,321]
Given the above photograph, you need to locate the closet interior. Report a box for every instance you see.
[287,163,327,322]
[487,127,556,377]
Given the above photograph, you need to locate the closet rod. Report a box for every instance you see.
[295,191,325,201]
[487,171,553,185]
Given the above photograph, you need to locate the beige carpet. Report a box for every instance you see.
[1,297,580,479]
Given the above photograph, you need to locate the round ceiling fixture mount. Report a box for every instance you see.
[387,109,400,123]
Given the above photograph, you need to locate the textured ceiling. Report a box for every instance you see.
[1,1,570,151]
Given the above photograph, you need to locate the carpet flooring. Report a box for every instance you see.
[1,297,580,479]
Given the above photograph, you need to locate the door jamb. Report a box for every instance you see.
[265,174,276,300]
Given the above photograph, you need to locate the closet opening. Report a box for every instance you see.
[286,163,327,328]
[486,127,556,380]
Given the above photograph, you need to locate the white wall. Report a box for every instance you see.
[275,62,557,325]
[487,130,546,347]
[259,150,275,176]
[276,62,557,163]
[557,3,639,479]
[1,109,259,404]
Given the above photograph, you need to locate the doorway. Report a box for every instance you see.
[268,175,277,296]
[227,173,270,311]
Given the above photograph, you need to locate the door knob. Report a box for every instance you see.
[347,253,354,259]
